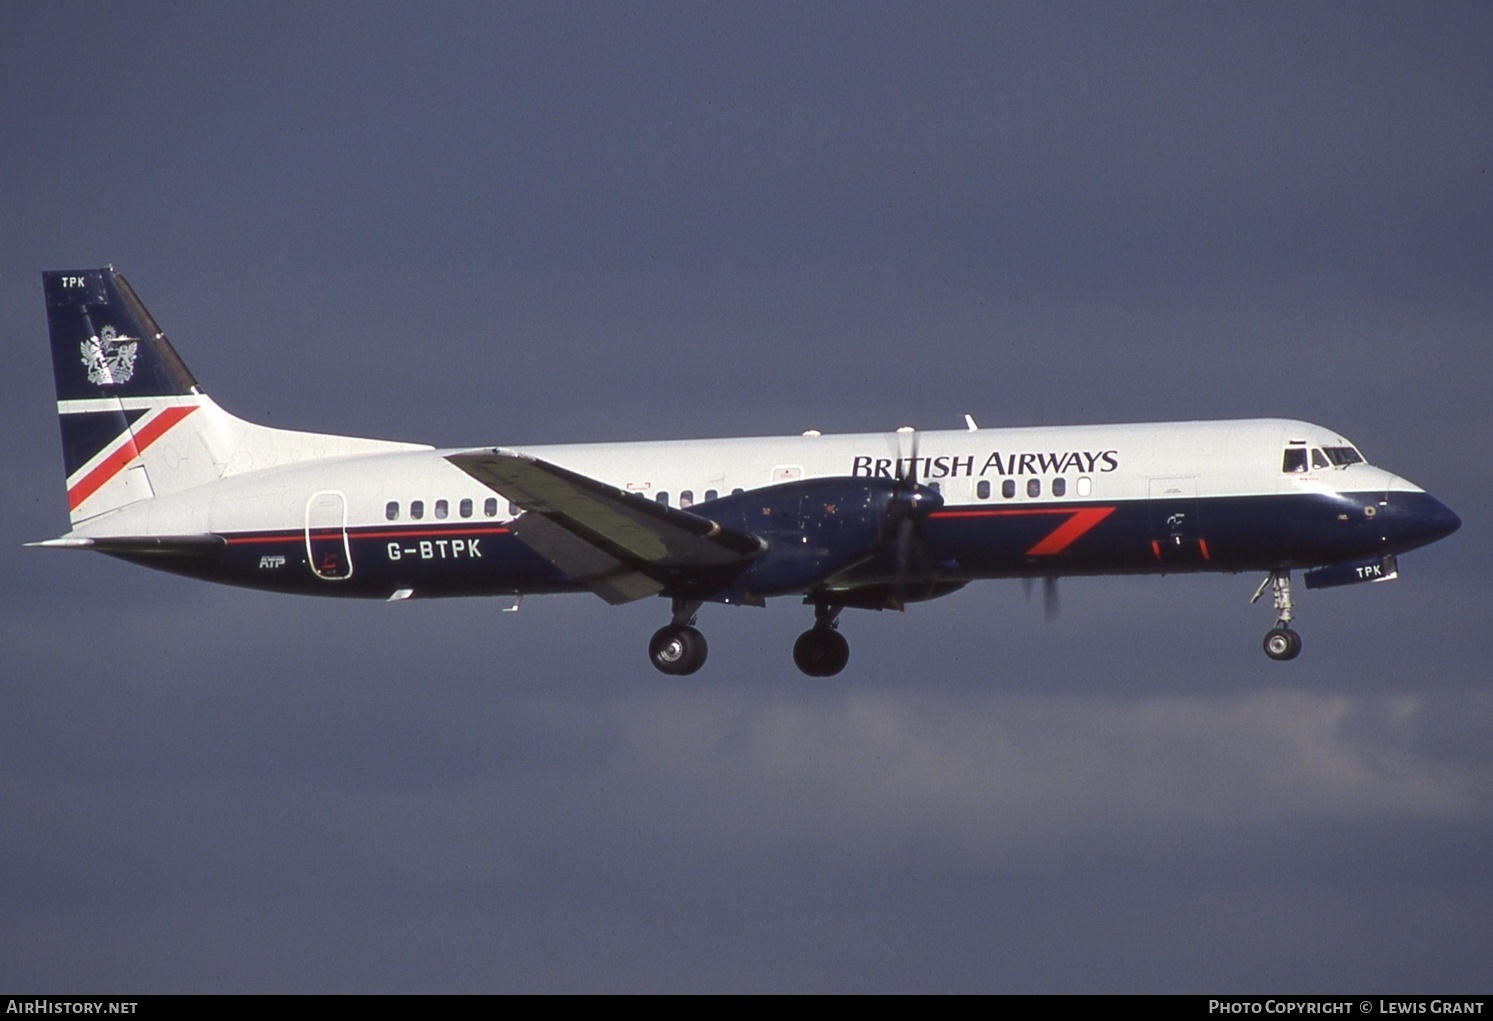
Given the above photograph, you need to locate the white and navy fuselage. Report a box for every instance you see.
[37,269,1461,671]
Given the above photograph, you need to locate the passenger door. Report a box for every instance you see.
[305,491,353,581]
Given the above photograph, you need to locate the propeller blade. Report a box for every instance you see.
[893,425,919,487]
[884,424,945,610]
[1024,576,1060,621]
[893,516,915,611]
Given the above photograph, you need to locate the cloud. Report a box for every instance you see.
[592,688,1487,865]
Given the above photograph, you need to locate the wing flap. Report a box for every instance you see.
[509,514,665,605]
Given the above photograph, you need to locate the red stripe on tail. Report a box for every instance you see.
[67,405,198,511]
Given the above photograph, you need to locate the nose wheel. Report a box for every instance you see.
[1263,627,1302,661]
[1252,571,1303,661]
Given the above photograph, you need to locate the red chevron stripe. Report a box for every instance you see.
[927,505,1116,556]
[66,405,198,511]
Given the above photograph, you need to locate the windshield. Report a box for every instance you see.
[1322,446,1364,467]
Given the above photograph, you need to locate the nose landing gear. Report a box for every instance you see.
[1263,626,1302,661]
[1252,571,1302,661]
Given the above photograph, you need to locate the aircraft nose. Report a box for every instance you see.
[1384,492,1461,551]
[1423,495,1462,542]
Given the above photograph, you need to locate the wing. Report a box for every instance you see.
[446,448,762,604]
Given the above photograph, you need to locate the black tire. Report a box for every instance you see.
[817,629,849,676]
[793,627,850,677]
[650,625,708,675]
[1263,627,1302,661]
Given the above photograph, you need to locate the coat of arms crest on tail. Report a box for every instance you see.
[79,325,139,386]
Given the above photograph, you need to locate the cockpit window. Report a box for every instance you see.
[1312,448,1329,470]
[1322,446,1364,467]
[1282,448,1308,473]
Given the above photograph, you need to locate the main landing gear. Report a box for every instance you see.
[792,604,849,677]
[1251,570,1302,661]
[649,598,708,675]
[647,599,852,677]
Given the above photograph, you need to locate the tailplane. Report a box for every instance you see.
[43,268,426,526]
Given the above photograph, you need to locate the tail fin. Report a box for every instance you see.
[45,269,198,401]
[43,267,426,526]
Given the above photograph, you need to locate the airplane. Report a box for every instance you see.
[32,267,1461,676]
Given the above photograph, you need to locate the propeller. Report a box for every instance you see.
[886,426,942,609]
[1023,575,1061,622]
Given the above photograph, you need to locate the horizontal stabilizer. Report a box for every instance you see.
[28,534,225,557]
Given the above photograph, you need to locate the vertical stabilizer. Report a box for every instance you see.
[45,269,199,400]
[45,268,214,523]
[42,268,427,527]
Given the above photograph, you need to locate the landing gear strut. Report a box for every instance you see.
[793,604,849,677]
[649,598,707,675]
[1251,570,1302,661]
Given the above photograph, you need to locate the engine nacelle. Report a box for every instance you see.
[700,476,940,598]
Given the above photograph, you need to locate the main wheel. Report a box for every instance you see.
[649,625,708,675]
[1263,627,1302,661]
[792,627,850,677]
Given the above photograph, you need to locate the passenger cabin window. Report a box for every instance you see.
[732,488,744,496]
[1077,476,1093,497]
[410,500,425,520]
[1282,448,1308,473]
[705,489,718,502]
[679,490,694,508]
[1052,477,1067,497]
[977,480,991,500]
[656,492,669,506]
[1027,479,1041,498]
[435,499,449,520]
[484,498,498,517]
[1002,480,1016,499]
[507,501,519,516]
[459,498,473,519]
[385,501,399,521]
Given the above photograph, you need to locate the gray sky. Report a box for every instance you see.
[1,2,1489,992]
